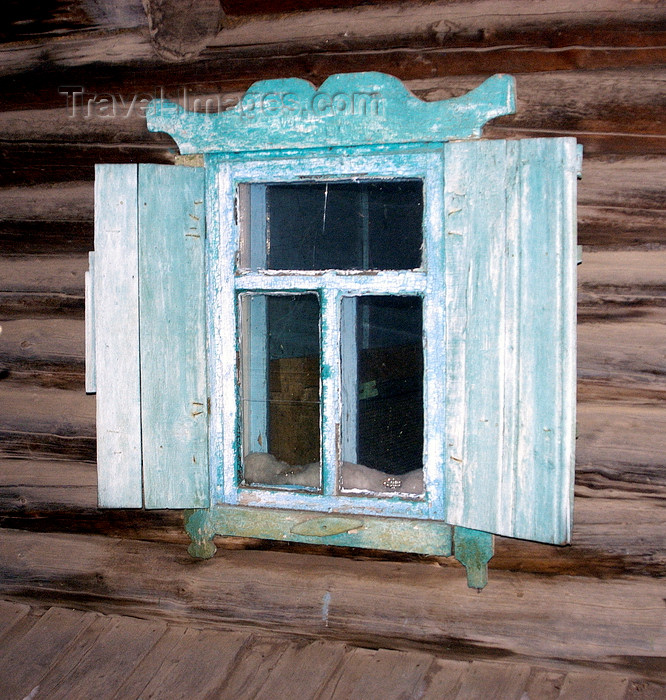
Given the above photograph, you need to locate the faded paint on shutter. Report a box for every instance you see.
[444,138,577,544]
[94,164,143,507]
[139,165,209,508]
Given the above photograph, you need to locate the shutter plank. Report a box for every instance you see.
[514,139,577,543]
[444,138,577,544]
[139,165,209,508]
[444,138,511,537]
[94,164,142,508]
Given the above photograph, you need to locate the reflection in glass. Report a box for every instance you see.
[240,293,321,489]
[340,295,424,495]
[239,180,423,271]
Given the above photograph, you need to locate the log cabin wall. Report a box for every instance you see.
[0,0,665,679]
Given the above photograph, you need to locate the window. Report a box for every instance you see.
[209,154,445,519]
[87,73,579,588]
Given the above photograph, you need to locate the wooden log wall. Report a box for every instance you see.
[0,0,665,678]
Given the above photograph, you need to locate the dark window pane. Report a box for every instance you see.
[242,180,423,271]
[340,295,424,495]
[240,293,321,489]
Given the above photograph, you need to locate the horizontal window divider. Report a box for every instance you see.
[235,270,427,294]
[235,488,432,519]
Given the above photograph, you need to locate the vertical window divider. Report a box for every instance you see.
[321,286,342,497]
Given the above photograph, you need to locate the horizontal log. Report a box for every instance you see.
[579,249,666,292]
[578,207,666,247]
[210,2,666,52]
[577,246,666,398]
[0,527,664,674]
[0,431,96,461]
[486,127,666,157]
[0,222,92,255]
[0,183,93,253]
[578,322,666,402]
[0,35,663,156]
[0,382,94,435]
[0,318,84,389]
[578,157,666,210]
[495,491,666,578]
[0,254,87,295]
[1,0,146,43]
[0,255,86,319]
[576,402,666,495]
[0,182,92,222]
[1,456,663,578]
[4,280,665,397]
[0,108,170,145]
[0,143,174,187]
[1,1,664,78]
[412,69,666,140]
[0,252,86,321]
[0,293,83,320]
[0,456,95,487]
[1,153,664,253]
[0,382,95,459]
[2,81,664,153]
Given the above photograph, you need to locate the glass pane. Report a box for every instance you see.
[240,293,321,489]
[239,180,423,270]
[340,295,424,495]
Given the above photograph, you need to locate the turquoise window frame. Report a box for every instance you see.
[206,150,447,521]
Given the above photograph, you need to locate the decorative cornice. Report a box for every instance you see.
[147,72,515,154]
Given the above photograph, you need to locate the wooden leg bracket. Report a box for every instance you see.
[453,526,494,590]
[184,509,217,559]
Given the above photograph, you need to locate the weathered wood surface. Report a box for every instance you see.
[2,157,663,260]
[0,530,665,679]
[2,600,658,700]
[0,182,93,253]
[137,165,209,508]
[0,0,664,687]
[1,70,663,157]
[2,1,664,77]
[1,455,664,577]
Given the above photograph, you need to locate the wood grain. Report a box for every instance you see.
[0,1,664,688]
[3,599,656,699]
[138,165,209,509]
[38,615,168,700]
[0,605,99,700]
[1,455,662,577]
[0,528,664,675]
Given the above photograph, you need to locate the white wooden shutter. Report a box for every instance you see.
[90,164,209,508]
[443,138,578,544]
[92,164,142,507]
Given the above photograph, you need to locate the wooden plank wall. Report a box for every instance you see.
[0,0,665,677]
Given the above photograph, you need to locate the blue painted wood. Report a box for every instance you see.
[94,164,143,508]
[147,73,515,154]
[207,152,443,519]
[443,138,578,544]
[340,296,358,464]
[184,505,453,557]
[93,72,578,585]
[138,165,209,508]
[453,527,494,590]
[84,251,95,394]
